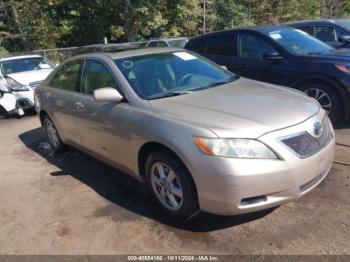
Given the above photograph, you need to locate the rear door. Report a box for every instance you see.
[74,59,132,167]
[46,60,83,145]
[203,32,238,72]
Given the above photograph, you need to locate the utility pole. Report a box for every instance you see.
[203,0,206,34]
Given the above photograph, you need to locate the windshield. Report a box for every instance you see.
[168,39,188,48]
[115,51,236,99]
[267,28,334,55]
[0,57,54,75]
[337,20,350,31]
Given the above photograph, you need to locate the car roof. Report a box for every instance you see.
[188,25,291,40]
[0,54,42,62]
[148,37,188,41]
[284,18,350,26]
[72,47,184,60]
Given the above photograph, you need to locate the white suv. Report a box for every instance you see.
[0,55,54,117]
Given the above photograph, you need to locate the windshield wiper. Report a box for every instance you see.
[191,76,236,91]
[148,90,193,100]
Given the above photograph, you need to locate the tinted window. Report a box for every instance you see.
[206,34,235,56]
[115,51,235,99]
[81,60,117,94]
[314,26,337,42]
[148,41,158,47]
[50,61,82,91]
[157,41,168,47]
[0,57,53,75]
[186,37,206,53]
[298,26,314,35]
[238,33,276,59]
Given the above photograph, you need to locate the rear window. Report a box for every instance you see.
[185,37,206,53]
[206,34,236,56]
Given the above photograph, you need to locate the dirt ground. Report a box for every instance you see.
[0,115,349,255]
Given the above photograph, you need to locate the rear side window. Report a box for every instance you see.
[49,60,82,91]
[186,37,206,53]
[297,26,314,35]
[81,60,117,94]
[206,34,236,56]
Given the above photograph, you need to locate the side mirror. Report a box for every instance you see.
[340,35,350,43]
[93,87,123,103]
[263,52,284,61]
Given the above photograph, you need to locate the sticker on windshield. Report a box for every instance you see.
[173,52,197,61]
[269,33,282,40]
[122,60,134,69]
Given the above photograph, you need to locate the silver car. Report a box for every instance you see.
[35,48,335,219]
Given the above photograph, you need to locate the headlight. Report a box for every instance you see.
[6,77,29,92]
[193,137,278,159]
[335,64,350,75]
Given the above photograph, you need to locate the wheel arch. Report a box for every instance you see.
[292,75,349,119]
[137,141,198,200]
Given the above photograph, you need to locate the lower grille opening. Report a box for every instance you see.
[241,195,267,206]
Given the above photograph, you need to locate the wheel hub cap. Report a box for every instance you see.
[150,162,183,211]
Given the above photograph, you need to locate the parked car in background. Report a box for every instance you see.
[285,19,350,49]
[185,26,350,122]
[0,55,54,117]
[35,48,334,219]
[146,37,188,48]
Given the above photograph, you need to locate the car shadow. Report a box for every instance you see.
[19,127,275,232]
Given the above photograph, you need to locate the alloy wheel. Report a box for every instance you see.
[304,88,332,112]
[45,119,60,149]
[150,162,184,211]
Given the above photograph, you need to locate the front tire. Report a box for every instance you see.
[43,116,67,153]
[300,83,342,122]
[145,151,198,220]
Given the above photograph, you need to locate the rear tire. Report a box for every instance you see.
[145,151,199,220]
[300,83,342,122]
[43,116,67,153]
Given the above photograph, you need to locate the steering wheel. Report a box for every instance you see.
[178,73,195,87]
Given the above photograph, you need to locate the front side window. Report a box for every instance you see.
[238,33,276,59]
[267,28,333,55]
[206,34,236,56]
[314,26,338,43]
[49,61,82,91]
[0,57,54,75]
[115,51,236,99]
[298,26,314,35]
[81,60,117,94]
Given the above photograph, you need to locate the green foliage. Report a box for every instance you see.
[1,0,350,53]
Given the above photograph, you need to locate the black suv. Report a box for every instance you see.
[185,26,350,122]
[285,19,350,49]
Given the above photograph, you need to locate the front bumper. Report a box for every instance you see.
[0,90,34,114]
[189,111,335,215]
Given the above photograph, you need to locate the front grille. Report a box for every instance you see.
[29,81,43,89]
[281,116,332,159]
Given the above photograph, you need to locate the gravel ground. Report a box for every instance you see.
[0,115,349,255]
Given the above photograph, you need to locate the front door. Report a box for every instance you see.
[74,59,132,169]
[235,31,294,86]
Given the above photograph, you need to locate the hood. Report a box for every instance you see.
[149,78,320,138]
[301,49,350,61]
[6,69,53,86]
